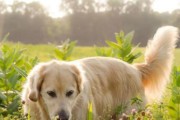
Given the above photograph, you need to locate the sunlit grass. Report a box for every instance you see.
[5,42,180,66]
[134,47,180,66]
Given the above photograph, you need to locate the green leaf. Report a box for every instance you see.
[119,31,124,38]
[95,47,112,57]
[118,48,127,58]
[65,41,77,59]
[106,40,120,49]
[31,56,39,67]
[9,74,21,89]
[0,92,7,101]
[166,105,176,111]
[133,52,142,59]
[13,65,27,78]
[122,38,132,50]
[115,32,123,45]
[7,97,20,114]
[54,48,64,60]
[124,31,134,42]
[171,87,180,104]
[176,75,180,87]
[0,58,4,68]
[0,73,5,79]
[1,44,10,54]
[123,45,131,56]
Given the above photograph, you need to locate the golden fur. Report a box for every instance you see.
[22,26,179,120]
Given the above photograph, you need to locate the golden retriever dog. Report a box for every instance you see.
[22,26,179,120]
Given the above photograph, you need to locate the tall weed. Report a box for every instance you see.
[96,31,141,63]
[54,40,77,60]
[0,36,38,119]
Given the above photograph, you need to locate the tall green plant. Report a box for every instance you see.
[0,37,38,118]
[96,31,141,63]
[54,40,77,60]
[167,66,180,119]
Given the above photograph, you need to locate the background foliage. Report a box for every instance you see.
[0,0,180,46]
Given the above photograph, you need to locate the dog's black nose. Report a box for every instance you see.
[57,110,69,120]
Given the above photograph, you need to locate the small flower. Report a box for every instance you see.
[121,113,128,120]
[131,108,137,115]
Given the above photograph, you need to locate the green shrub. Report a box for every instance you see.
[54,40,77,60]
[96,31,141,63]
[0,35,38,119]
[168,66,180,119]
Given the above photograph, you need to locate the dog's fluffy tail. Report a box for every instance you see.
[136,26,179,101]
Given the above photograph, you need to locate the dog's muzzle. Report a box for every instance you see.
[56,110,69,120]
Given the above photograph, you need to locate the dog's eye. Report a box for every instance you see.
[66,90,74,97]
[47,91,56,97]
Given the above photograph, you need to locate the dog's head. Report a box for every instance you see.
[27,60,82,120]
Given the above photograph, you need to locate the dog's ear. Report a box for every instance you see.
[71,65,82,93]
[27,64,46,102]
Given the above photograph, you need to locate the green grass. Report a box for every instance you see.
[5,42,180,66]
[1,42,179,119]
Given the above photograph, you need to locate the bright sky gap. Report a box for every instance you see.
[3,0,180,18]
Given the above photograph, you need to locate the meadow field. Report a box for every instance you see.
[8,42,180,66]
[0,41,179,120]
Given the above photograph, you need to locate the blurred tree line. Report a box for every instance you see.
[0,0,180,46]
